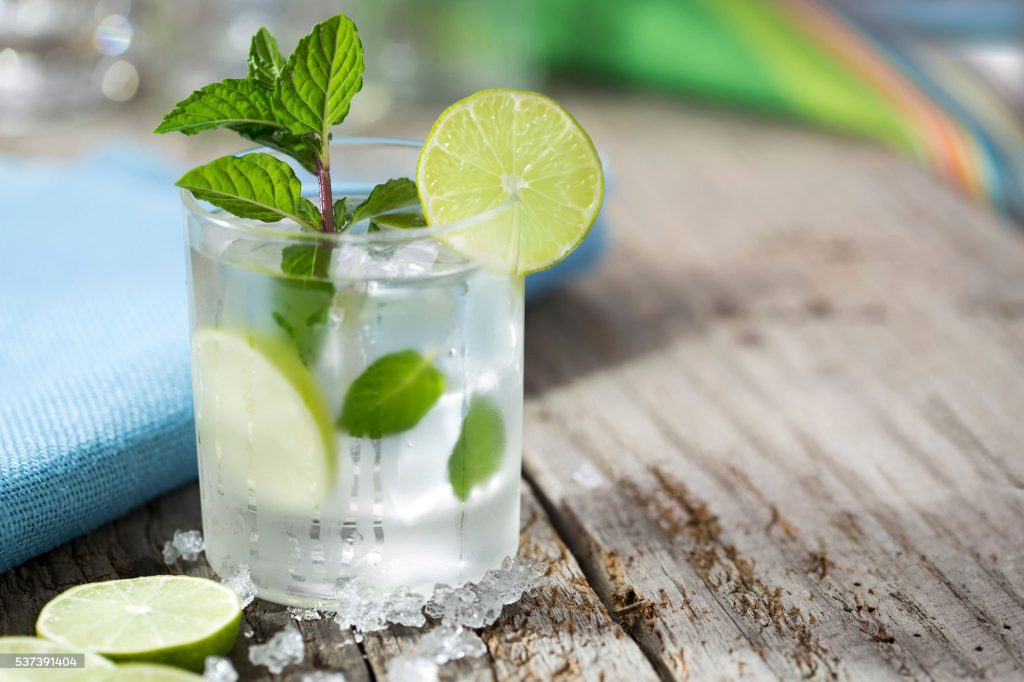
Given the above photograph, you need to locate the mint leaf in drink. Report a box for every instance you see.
[154,79,279,135]
[339,350,445,438]
[248,27,286,90]
[448,396,505,501]
[274,14,364,138]
[297,198,322,230]
[281,243,331,280]
[176,153,319,229]
[332,198,349,231]
[274,243,333,364]
[344,178,419,230]
[371,211,428,230]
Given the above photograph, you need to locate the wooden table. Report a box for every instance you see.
[3,93,1024,680]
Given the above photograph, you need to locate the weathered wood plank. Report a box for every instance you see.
[521,94,1024,680]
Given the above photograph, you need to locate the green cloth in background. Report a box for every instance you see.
[536,0,917,154]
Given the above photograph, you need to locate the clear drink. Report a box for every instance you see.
[183,139,523,606]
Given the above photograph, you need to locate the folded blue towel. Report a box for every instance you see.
[0,145,607,571]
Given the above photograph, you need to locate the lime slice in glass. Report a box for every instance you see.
[35,576,241,672]
[417,89,604,275]
[192,328,336,514]
[98,664,203,680]
[0,637,113,680]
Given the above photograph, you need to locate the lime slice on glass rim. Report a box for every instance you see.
[35,576,241,673]
[417,89,604,275]
[192,327,336,515]
[0,636,114,680]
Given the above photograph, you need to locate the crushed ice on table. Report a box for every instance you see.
[388,653,439,682]
[418,624,487,664]
[223,564,257,608]
[288,606,323,621]
[202,656,238,682]
[333,556,546,640]
[242,621,254,638]
[572,461,609,490]
[162,529,204,564]
[426,557,548,627]
[248,623,305,674]
[335,584,428,635]
[300,673,347,682]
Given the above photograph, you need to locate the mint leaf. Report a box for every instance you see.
[332,198,349,230]
[345,178,419,229]
[274,14,364,138]
[274,242,333,364]
[448,396,505,501]
[176,153,318,229]
[339,350,445,438]
[234,126,319,175]
[371,211,427,230]
[281,242,331,279]
[297,198,322,230]
[248,27,286,89]
[154,79,279,135]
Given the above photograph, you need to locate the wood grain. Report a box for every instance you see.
[520,94,1024,680]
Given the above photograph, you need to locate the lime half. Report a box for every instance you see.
[417,89,604,275]
[0,637,113,681]
[36,576,241,672]
[192,327,336,514]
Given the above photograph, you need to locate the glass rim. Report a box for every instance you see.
[180,136,513,245]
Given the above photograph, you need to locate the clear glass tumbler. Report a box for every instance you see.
[183,138,524,606]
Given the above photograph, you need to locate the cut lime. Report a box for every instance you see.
[35,576,241,673]
[192,327,336,514]
[0,637,113,681]
[417,89,604,275]
[97,664,204,680]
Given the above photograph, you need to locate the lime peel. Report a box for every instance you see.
[35,576,242,673]
[417,89,604,275]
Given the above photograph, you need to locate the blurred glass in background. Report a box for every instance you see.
[0,0,540,136]
[0,0,140,134]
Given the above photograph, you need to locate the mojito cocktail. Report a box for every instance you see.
[186,140,524,604]
[160,13,602,609]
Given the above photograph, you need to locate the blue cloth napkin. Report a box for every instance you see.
[0,146,608,571]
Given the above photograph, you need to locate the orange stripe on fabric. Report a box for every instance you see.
[780,0,977,193]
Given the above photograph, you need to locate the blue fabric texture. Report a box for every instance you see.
[0,146,607,571]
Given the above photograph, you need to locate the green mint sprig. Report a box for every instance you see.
[155,14,419,236]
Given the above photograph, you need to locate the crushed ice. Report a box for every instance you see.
[418,624,487,664]
[335,584,428,635]
[248,623,305,674]
[572,461,609,490]
[162,529,204,564]
[426,556,547,627]
[202,656,237,682]
[334,556,546,637]
[288,607,324,621]
[388,653,439,682]
[300,673,348,682]
[223,564,257,608]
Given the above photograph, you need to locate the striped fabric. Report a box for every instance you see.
[539,0,1024,225]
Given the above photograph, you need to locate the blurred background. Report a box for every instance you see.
[1,0,1022,170]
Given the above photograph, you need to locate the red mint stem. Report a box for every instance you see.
[317,158,334,233]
